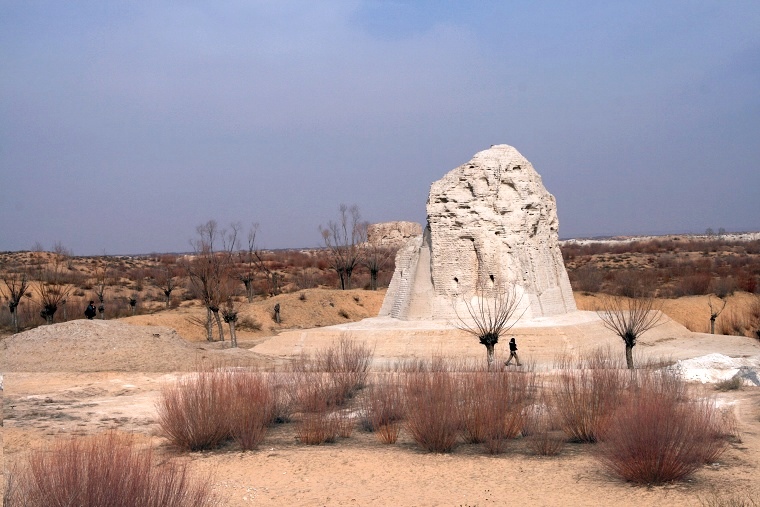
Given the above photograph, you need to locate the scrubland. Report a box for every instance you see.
[2,233,760,506]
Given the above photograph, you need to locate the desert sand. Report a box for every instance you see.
[3,289,760,506]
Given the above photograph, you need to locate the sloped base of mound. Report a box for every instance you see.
[0,319,255,372]
[253,311,760,369]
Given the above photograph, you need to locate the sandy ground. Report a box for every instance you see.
[3,289,760,506]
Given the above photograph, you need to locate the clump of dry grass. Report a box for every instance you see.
[700,492,760,507]
[156,369,233,451]
[228,371,276,450]
[360,374,405,444]
[291,336,374,410]
[295,397,343,445]
[715,375,743,392]
[597,371,727,484]
[403,369,460,453]
[7,432,217,507]
[553,350,629,443]
[522,390,566,456]
[457,367,536,454]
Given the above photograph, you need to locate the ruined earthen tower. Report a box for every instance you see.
[380,144,576,320]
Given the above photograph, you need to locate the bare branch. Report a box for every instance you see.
[455,281,527,367]
[597,294,664,368]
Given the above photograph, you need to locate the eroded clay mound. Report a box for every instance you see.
[1,320,207,372]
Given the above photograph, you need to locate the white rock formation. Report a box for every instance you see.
[367,221,423,247]
[380,144,576,321]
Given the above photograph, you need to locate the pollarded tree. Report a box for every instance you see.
[360,223,396,291]
[708,295,727,335]
[93,257,110,319]
[1,269,30,333]
[320,204,365,290]
[184,220,239,341]
[238,224,260,303]
[153,256,181,309]
[221,297,240,348]
[456,281,527,368]
[35,242,74,325]
[597,293,664,369]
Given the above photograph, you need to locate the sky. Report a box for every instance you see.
[1,1,759,255]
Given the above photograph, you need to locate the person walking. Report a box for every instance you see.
[505,337,521,366]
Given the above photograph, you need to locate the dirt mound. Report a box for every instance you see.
[574,291,759,336]
[0,288,386,372]
[0,320,260,372]
[122,288,386,342]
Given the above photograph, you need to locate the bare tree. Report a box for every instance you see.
[1,269,30,333]
[221,297,240,348]
[93,257,110,319]
[597,294,664,369]
[708,295,727,334]
[128,294,138,315]
[456,282,526,368]
[35,243,74,324]
[238,223,260,303]
[320,204,365,290]
[184,220,239,341]
[361,223,396,291]
[153,256,181,308]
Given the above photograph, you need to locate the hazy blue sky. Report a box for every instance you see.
[2,1,759,255]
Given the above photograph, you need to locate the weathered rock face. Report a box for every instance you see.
[380,144,576,320]
[367,221,423,247]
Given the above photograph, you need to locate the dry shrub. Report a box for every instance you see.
[717,308,750,336]
[403,369,460,453]
[295,402,341,445]
[228,371,276,450]
[236,315,262,331]
[715,376,743,392]
[360,374,405,444]
[458,369,536,454]
[675,273,713,296]
[597,372,727,484]
[571,264,604,293]
[523,390,566,456]
[553,350,629,443]
[525,426,565,456]
[269,371,297,423]
[7,432,216,507]
[291,338,372,445]
[292,337,374,410]
[336,408,355,438]
[700,493,760,507]
[156,369,232,451]
[711,277,737,298]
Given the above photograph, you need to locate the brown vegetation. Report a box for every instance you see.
[0,240,397,335]
[6,432,217,507]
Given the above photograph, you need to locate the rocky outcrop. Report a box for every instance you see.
[367,221,423,247]
[381,144,576,320]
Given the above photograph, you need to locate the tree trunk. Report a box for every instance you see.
[10,307,19,334]
[710,316,716,334]
[228,321,237,348]
[486,343,495,368]
[243,280,254,303]
[338,270,346,290]
[206,307,214,341]
[625,344,634,369]
[212,309,225,341]
[370,269,378,291]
